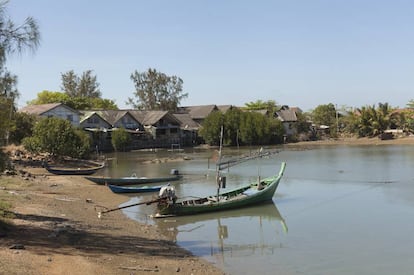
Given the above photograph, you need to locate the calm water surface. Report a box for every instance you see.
[99,145,414,275]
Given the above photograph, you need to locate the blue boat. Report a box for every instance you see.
[107,184,165,194]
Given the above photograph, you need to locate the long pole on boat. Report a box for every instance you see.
[216,126,224,202]
[97,198,161,218]
[257,147,263,183]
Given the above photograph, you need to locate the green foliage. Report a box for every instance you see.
[61,70,101,98]
[28,90,68,104]
[0,150,7,172]
[390,109,414,133]
[199,111,224,145]
[128,68,188,111]
[312,103,337,127]
[8,112,36,144]
[28,90,118,110]
[22,117,91,159]
[239,112,272,145]
[244,99,279,115]
[407,99,414,108]
[111,128,131,151]
[268,117,285,144]
[89,97,118,110]
[0,0,40,170]
[0,96,13,145]
[348,103,394,137]
[0,1,40,65]
[199,109,285,146]
[223,108,243,145]
[295,112,311,134]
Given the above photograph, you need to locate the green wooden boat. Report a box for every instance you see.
[155,162,286,217]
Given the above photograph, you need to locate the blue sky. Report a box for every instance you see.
[6,0,414,111]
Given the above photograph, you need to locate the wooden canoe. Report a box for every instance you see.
[155,162,286,216]
[85,173,182,186]
[44,162,105,175]
[107,184,164,194]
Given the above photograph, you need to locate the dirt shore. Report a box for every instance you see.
[1,136,413,275]
[0,164,224,275]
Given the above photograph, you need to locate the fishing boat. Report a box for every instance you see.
[107,184,165,194]
[44,162,105,175]
[85,169,181,185]
[155,161,286,217]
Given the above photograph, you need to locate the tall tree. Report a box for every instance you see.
[407,99,414,109]
[128,68,188,111]
[312,103,337,127]
[61,70,101,98]
[28,90,118,110]
[0,0,40,152]
[22,117,91,159]
[244,99,279,115]
[198,111,223,145]
[0,1,40,65]
[351,103,394,137]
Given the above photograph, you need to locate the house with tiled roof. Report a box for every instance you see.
[177,105,219,125]
[275,105,299,137]
[18,103,81,127]
[217,105,234,113]
[173,113,202,145]
[80,111,112,130]
[128,110,181,141]
[96,110,143,130]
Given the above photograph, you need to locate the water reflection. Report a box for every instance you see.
[111,145,414,274]
[153,202,288,259]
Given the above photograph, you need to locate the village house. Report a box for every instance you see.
[19,103,81,127]
[275,105,300,140]
[128,110,182,149]
[18,102,305,151]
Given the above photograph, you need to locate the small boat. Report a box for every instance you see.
[44,162,105,175]
[85,169,181,185]
[107,184,164,194]
[155,162,286,217]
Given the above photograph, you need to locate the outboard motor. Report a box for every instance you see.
[170,169,179,176]
[158,184,177,204]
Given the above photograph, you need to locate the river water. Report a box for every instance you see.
[100,145,414,275]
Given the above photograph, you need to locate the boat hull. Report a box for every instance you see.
[108,184,163,193]
[45,163,105,175]
[85,175,182,185]
[157,162,286,216]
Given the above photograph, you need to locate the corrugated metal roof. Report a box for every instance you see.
[128,110,181,126]
[173,113,200,130]
[276,109,298,122]
[96,110,130,125]
[178,105,218,119]
[19,103,79,115]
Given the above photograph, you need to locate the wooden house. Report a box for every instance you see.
[177,105,219,125]
[275,105,299,138]
[80,111,112,130]
[128,110,182,148]
[173,113,202,146]
[18,103,81,127]
[96,110,143,131]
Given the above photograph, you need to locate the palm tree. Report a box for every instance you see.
[354,103,393,137]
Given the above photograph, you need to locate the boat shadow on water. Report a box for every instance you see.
[153,201,288,258]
